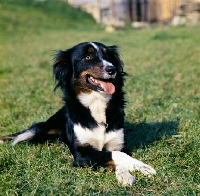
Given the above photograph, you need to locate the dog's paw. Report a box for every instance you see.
[136,162,156,176]
[115,165,136,186]
[112,151,156,176]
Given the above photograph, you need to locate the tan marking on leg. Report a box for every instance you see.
[106,160,116,171]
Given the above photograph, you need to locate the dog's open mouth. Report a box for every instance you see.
[88,75,115,95]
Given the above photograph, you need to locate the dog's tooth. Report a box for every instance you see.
[90,76,94,82]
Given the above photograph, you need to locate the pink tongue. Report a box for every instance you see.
[98,81,115,94]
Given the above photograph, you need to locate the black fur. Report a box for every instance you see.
[1,42,126,170]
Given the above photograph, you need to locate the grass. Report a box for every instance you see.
[0,0,199,195]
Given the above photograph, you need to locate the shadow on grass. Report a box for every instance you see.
[124,120,179,151]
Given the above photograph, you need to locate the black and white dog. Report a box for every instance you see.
[0,42,156,185]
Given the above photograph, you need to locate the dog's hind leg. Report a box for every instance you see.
[0,107,66,146]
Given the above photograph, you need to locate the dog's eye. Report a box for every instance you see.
[85,55,92,60]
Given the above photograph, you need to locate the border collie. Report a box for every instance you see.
[0,42,156,185]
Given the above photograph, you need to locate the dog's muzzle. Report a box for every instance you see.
[105,65,116,75]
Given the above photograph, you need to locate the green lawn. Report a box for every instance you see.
[0,0,199,195]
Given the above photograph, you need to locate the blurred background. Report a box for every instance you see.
[68,0,200,28]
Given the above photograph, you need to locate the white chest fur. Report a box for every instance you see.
[74,124,124,151]
[78,91,111,124]
[76,91,124,151]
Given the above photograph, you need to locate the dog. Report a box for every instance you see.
[0,42,156,185]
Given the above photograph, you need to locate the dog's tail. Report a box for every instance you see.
[0,108,66,146]
[0,134,17,143]
[12,129,37,146]
[0,124,62,146]
[0,125,39,146]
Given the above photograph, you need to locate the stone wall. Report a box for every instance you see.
[172,0,200,25]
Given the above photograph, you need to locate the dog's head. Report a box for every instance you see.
[53,42,124,99]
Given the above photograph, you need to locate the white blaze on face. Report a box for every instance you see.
[90,42,99,51]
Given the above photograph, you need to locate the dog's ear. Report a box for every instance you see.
[107,45,124,73]
[53,49,72,90]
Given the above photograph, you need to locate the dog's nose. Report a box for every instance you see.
[105,66,116,75]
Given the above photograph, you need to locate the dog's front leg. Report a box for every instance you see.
[112,151,156,186]
[73,148,113,169]
[72,148,156,186]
